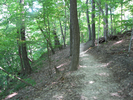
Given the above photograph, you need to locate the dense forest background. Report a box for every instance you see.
[0,0,133,99]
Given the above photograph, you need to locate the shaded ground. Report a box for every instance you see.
[4,33,133,100]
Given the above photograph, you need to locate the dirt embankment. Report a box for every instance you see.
[6,32,133,100]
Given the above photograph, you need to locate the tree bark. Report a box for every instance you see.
[38,24,55,54]
[110,8,113,35]
[42,4,55,54]
[86,0,92,40]
[121,0,123,33]
[20,26,32,74]
[70,18,73,56]
[59,20,66,48]
[17,39,24,73]
[70,0,80,71]
[128,18,133,53]
[97,6,101,47]
[53,30,62,50]
[96,0,107,42]
[105,3,108,39]
[18,0,32,75]
[92,0,95,46]
[64,3,67,46]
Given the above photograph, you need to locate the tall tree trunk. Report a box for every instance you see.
[70,20,72,56]
[17,39,24,73]
[113,9,116,35]
[64,4,67,46]
[128,18,133,53]
[105,3,108,38]
[97,6,101,47]
[21,27,32,74]
[96,0,107,41]
[42,4,55,54]
[110,8,113,35]
[92,0,95,46]
[46,16,55,54]
[81,32,84,43]
[59,20,66,48]
[66,0,72,56]
[18,0,32,75]
[53,30,62,50]
[45,28,55,54]
[37,24,55,54]
[70,0,80,71]
[121,0,123,33]
[86,0,92,40]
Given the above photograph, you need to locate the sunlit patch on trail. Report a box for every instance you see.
[96,72,109,76]
[53,94,64,100]
[84,81,95,84]
[99,62,111,68]
[110,92,121,97]
[79,65,87,68]
[81,95,88,99]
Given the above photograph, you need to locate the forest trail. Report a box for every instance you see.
[9,35,133,100]
[32,49,123,100]
[78,51,122,100]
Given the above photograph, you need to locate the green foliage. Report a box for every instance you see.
[0,0,133,99]
[13,78,36,91]
[0,70,36,99]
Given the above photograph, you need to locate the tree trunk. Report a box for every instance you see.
[121,0,123,33]
[46,18,55,54]
[17,39,24,73]
[42,4,55,54]
[18,0,32,75]
[70,0,80,71]
[53,30,62,50]
[86,0,92,40]
[38,25,55,54]
[105,3,108,39]
[17,27,32,75]
[21,27,32,74]
[81,32,84,43]
[59,20,66,48]
[64,3,67,45]
[110,8,113,35]
[96,1,107,41]
[128,18,133,53]
[92,0,95,46]
[67,0,72,56]
[70,19,73,56]
[97,6,101,47]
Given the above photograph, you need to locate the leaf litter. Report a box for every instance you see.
[9,35,133,100]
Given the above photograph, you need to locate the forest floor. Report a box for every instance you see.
[6,33,133,100]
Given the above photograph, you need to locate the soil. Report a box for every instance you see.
[4,33,133,100]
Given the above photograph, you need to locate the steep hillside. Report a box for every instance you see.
[5,32,133,100]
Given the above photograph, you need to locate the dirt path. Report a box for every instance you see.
[78,51,122,100]
[32,49,123,100]
[9,35,133,100]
